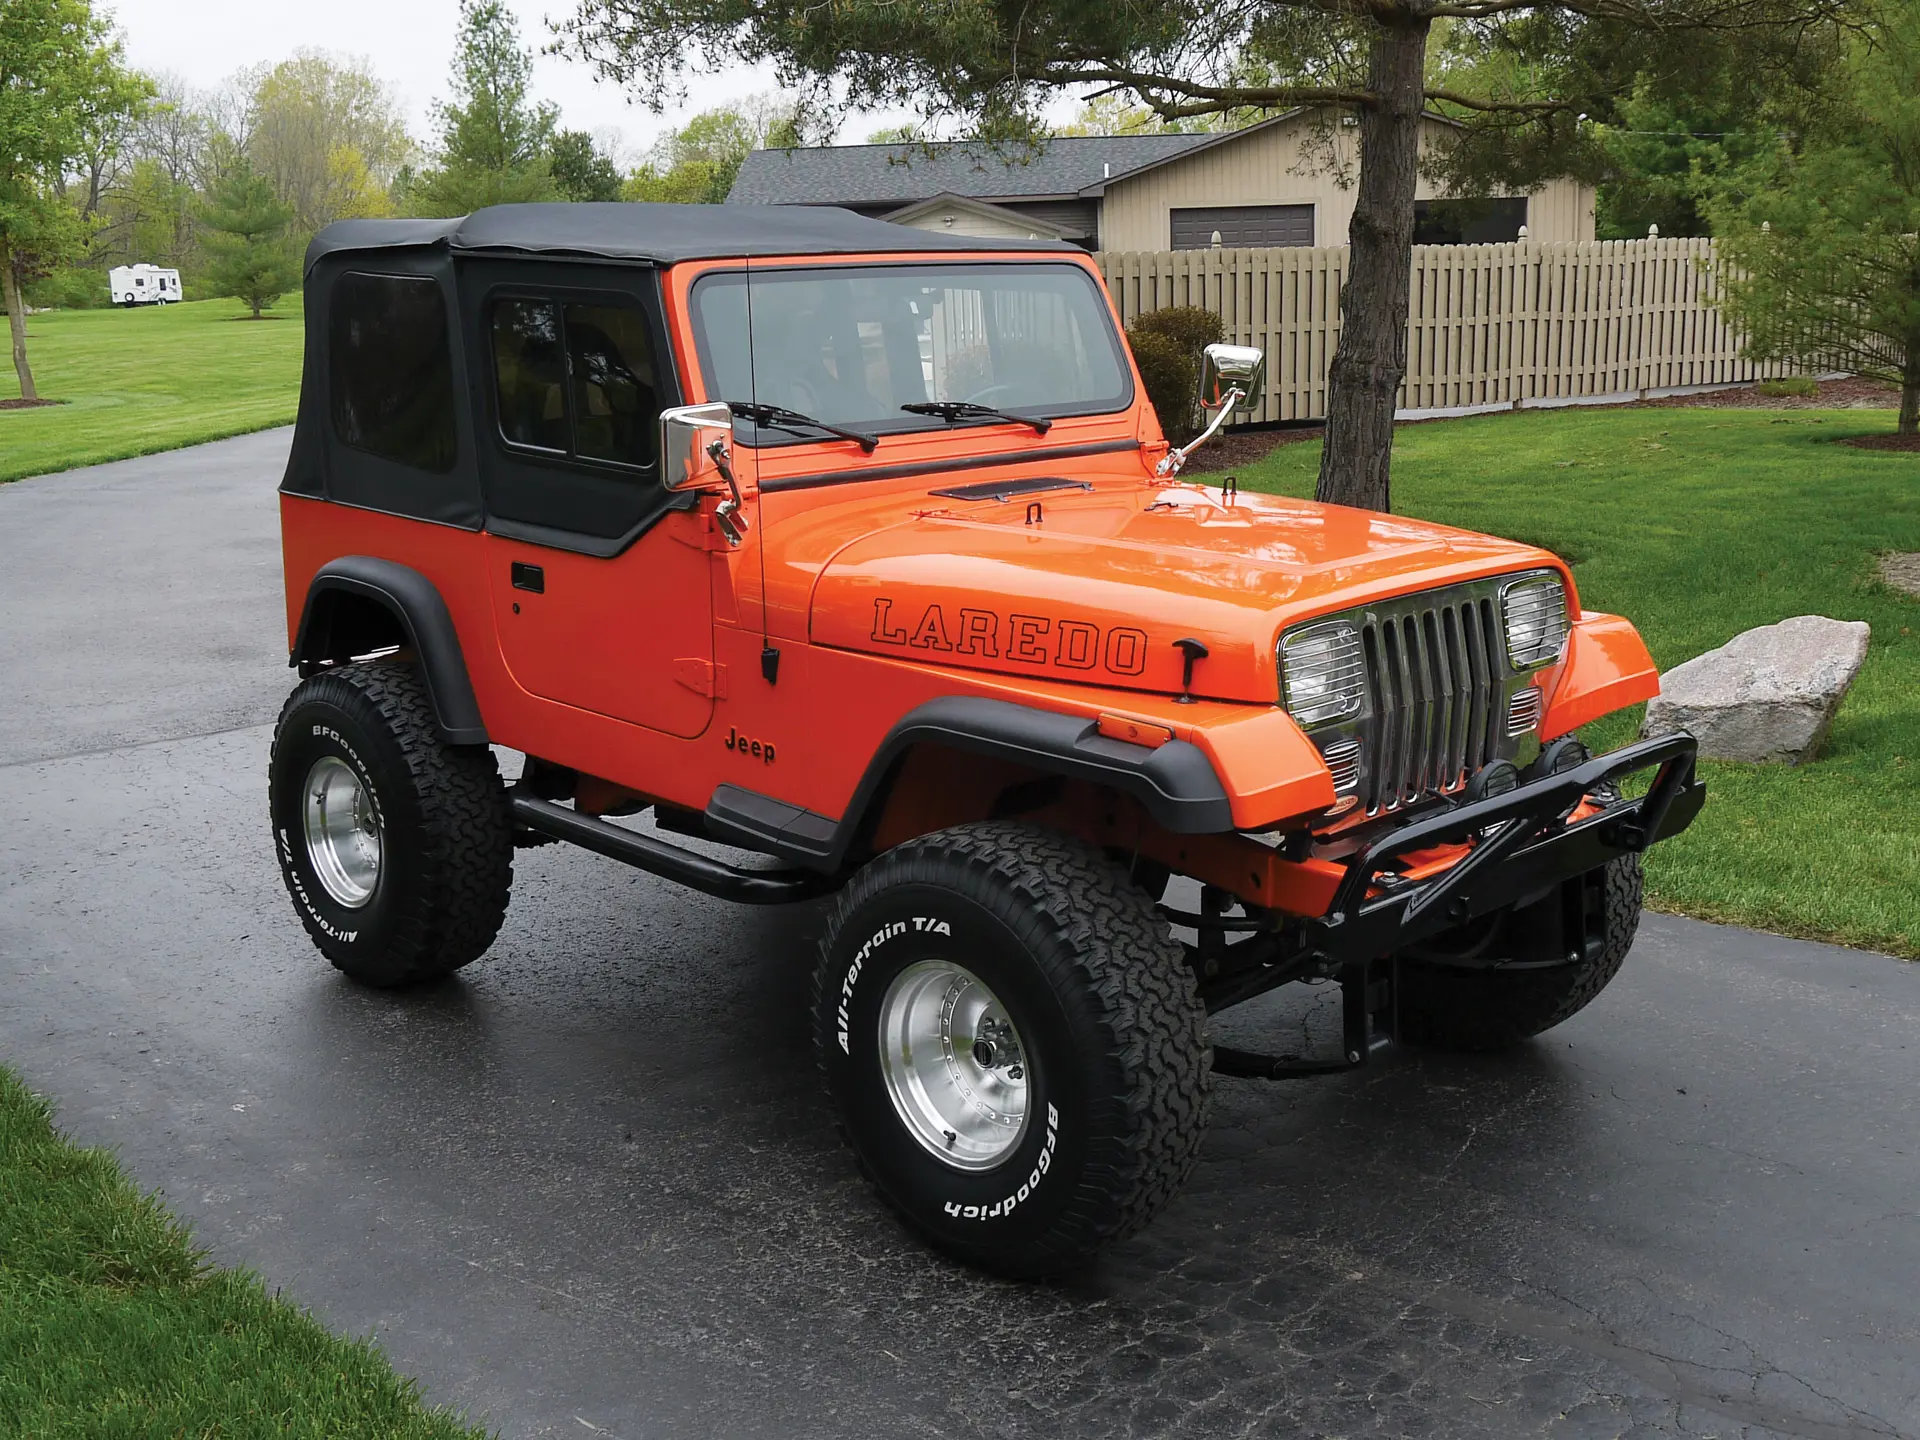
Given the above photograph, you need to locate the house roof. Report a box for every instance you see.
[304,202,1070,273]
[879,193,1073,239]
[727,133,1213,207]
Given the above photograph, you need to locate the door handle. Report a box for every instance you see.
[511,562,545,594]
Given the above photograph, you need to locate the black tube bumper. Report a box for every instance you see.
[1306,732,1705,964]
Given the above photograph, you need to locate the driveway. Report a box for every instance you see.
[2,431,1915,1439]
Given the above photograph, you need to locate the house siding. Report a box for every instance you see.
[1097,117,1594,250]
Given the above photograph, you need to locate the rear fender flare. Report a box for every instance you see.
[291,556,487,745]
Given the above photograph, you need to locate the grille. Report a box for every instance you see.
[1322,739,1363,794]
[1356,590,1507,812]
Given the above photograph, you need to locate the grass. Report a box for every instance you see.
[0,297,304,483]
[1194,404,1920,957]
[0,1067,489,1439]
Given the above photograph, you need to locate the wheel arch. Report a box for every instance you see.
[704,696,1235,871]
[291,556,488,745]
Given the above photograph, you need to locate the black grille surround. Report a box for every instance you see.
[1282,573,1563,815]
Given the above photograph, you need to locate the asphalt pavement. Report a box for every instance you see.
[1,430,1915,1439]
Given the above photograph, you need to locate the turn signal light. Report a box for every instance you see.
[1097,714,1174,748]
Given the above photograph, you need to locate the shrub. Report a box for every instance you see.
[22,267,110,310]
[1126,306,1223,445]
[1126,328,1198,443]
[1755,376,1820,398]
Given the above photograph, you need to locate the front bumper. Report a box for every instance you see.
[1309,731,1704,965]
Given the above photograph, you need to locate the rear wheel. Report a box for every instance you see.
[814,822,1211,1278]
[1396,854,1644,1052]
[269,661,511,987]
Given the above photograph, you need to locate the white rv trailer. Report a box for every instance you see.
[109,264,182,307]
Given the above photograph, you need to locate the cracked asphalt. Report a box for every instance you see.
[2,429,1916,1439]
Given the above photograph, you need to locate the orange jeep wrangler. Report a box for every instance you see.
[273,203,1703,1276]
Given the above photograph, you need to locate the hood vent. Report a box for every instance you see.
[926,476,1092,503]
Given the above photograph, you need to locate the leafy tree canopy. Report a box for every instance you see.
[413,0,561,214]
[557,0,1847,512]
[1706,0,1920,433]
[1,0,148,397]
[549,128,624,201]
[624,95,817,203]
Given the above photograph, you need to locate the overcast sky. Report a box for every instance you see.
[102,0,922,164]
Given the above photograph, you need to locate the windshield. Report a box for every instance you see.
[689,262,1131,447]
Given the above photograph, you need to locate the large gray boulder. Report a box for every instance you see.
[1642,615,1870,765]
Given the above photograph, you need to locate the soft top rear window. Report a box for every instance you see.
[690,262,1131,448]
[329,272,456,473]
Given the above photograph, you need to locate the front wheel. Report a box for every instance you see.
[814,823,1211,1278]
[1395,854,1644,1052]
[269,661,512,987]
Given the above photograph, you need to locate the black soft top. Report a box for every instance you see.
[305,202,1073,273]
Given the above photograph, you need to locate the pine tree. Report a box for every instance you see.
[413,0,559,215]
[200,158,300,319]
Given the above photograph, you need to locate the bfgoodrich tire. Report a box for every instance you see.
[269,661,511,987]
[1396,854,1644,1052]
[815,822,1211,1278]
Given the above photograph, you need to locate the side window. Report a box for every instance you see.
[489,296,659,471]
[329,273,457,473]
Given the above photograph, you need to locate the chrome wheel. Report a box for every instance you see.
[878,959,1030,1171]
[303,755,381,908]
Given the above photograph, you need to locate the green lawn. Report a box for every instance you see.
[0,297,304,483]
[0,1067,488,1439]
[1195,405,1920,958]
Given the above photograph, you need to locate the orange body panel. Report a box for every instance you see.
[1541,612,1661,739]
[282,245,1664,913]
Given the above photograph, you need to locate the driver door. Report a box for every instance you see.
[469,266,715,739]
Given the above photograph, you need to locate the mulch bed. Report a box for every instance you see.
[0,397,65,410]
[1839,432,1920,453]
[1642,376,1899,410]
[1185,424,1324,473]
[1880,554,1920,597]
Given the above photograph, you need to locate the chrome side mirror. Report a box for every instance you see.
[1157,343,1268,477]
[1197,342,1267,418]
[660,401,735,491]
[659,401,748,547]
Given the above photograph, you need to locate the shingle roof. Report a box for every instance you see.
[727,133,1213,206]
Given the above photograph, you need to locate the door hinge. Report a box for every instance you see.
[672,658,727,698]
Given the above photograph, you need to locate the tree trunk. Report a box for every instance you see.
[1316,9,1431,513]
[1902,354,1918,436]
[1,239,39,404]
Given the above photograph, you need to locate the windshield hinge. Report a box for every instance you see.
[672,658,728,698]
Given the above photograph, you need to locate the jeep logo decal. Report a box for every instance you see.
[870,598,1147,676]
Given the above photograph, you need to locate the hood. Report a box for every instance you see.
[808,484,1569,703]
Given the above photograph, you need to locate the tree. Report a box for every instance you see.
[561,0,1843,513]
[1,0,147,399]
[413,0,560,214]
[1706,1,1920,434]
[248,52,413,231]
[623,95,813,203]
[549,128,623,201]
[200,158,299,318]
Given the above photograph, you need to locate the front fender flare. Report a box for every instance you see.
[704,695,1237,870]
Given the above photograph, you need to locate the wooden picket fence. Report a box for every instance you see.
[1095,237,1798,423]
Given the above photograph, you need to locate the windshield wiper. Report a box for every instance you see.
[900,401,1053,436]
[726,400,878,453]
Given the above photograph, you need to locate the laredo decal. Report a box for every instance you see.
[871,599,1148,677]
